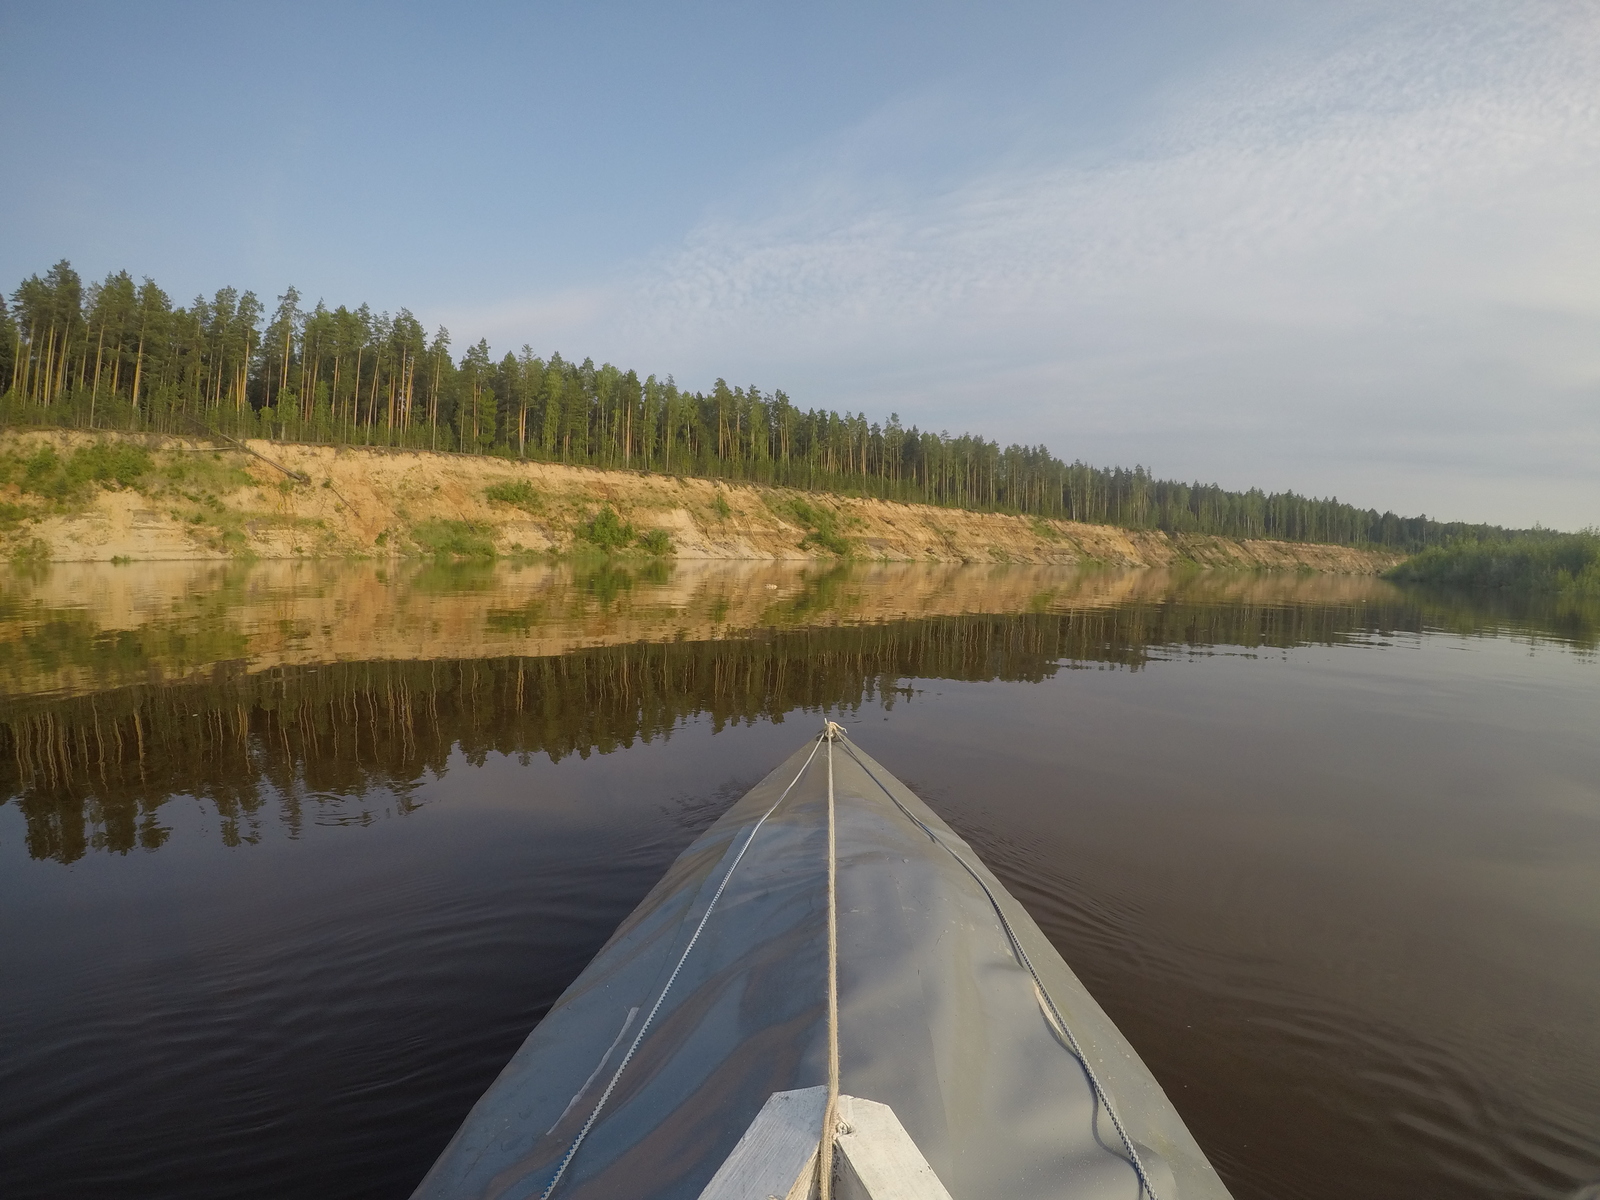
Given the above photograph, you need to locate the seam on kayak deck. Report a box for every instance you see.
[837,735,1160,1200]
[539,734,828,1200]
[547,1006,639,1135]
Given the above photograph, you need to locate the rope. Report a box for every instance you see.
[817,721,844,1199]
[540,735,827,1200]
[836,735,1160,1200]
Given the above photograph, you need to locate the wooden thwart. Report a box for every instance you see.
[697,1088,953,1200]
[832,1095,954,1200]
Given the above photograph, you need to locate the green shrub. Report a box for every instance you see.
[159,452,250,493]
[17,447,66,497]
[575,505,636,552]
[76,442,152,487]
[485,479,543,512]
[410,519,497,559]
[712,492,732,520]
[638,528,674,556]
[787,497,851,556]
[0,441,154,502]
[1387,531,1600,596]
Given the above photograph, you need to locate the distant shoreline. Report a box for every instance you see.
[1385,532,1599,595]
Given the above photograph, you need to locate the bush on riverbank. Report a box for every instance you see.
[1386,531,1600,595]
[410,519,497,559]
[0,441,152,503]
[572,505,674,557]
[484,479,543,513]
[574,505,636,551]
[785,497,852,556]
[637,528,673,556]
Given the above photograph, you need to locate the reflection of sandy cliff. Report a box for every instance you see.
[0,559,1404,701]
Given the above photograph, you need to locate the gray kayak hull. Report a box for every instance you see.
[411,734,1232,1200]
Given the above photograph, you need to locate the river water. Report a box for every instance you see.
[0,559,1596,1200]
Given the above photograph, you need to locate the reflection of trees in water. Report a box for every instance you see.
[1396,586,1599,650]
[2,590,1587,864]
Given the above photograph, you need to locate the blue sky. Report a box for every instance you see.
[4,1,1597,528]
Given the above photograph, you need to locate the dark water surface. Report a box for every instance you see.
[1,560,1597,1200]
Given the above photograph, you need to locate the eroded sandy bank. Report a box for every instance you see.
[1,430,1404,573]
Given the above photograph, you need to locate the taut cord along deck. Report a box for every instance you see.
[538,738,826,1199]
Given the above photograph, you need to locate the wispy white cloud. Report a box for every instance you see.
[469,1,1600,526]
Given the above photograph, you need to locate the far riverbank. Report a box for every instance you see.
[1,429,1404,571]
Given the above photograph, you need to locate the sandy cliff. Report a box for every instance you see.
[1,430,1404,572]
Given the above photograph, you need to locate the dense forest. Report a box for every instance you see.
[1387,530,1600,595]
[2,259,1519,551]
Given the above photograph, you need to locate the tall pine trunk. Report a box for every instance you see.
[8,322,26,394]
[38,323,56,405]
[429,352,440,451]
[128,330,146,430]
[279,322,292,411]
[90,321,106,428]
[352,346,363,431]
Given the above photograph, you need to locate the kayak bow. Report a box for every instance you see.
[412,727,1232,1200]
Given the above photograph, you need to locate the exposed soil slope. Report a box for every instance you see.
[1,430,1404,572]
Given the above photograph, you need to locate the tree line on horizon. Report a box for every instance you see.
[0,259,1524,552]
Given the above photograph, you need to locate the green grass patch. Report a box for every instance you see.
[786,497,852,556]
[410,519,497,559]
[159,452,252,494]
[1030,517,1060,541]
[0,441,154,504]
[485,478,544,513]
